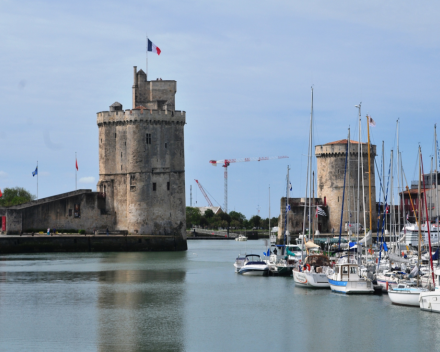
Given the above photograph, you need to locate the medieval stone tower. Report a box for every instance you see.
[315,139,377,232]
[96,67,186,245]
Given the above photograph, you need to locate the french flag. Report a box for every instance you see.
[148,39,161,55]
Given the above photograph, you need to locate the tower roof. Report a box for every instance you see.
[324,139,365,145]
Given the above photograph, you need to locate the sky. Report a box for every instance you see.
[1,0,440,220]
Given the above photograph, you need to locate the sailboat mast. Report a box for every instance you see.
[417,146,422,287]
[308,87,313,242]
[390,150,394,250]
[435,124,439,253]
[269,185,271,239]
[355,103,361,251]
[367,115,373,235]
[348,128,351,234]
[397,119,401,249]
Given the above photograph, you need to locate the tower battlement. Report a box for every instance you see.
[97,108,185,126]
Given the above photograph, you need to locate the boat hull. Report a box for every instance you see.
[420,291,440,312]
[293,271,330,288]
[239,264,269,276]
[328,279,374,294]
[388,290,421,307]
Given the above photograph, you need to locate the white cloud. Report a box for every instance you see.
[79,176,95,184]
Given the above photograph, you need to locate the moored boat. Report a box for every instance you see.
[388,283,427,306]
[293,255,331,288]
[327,257,374,294]
[238,254,269,276]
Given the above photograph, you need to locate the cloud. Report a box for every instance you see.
[79,176,95,184]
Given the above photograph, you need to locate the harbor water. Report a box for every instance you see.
[0,239,439,352]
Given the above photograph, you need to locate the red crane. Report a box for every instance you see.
[194,179,214,207]
[209,155,289,213]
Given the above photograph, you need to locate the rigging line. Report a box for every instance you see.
[204,187,221,208]
[375,158,385,195]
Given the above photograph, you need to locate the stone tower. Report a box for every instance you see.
[96,67,186,247]
[315,139,377,232]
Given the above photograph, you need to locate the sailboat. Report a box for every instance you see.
[293,87,332,288]
[326,121,374,294]
[389,146,431,306]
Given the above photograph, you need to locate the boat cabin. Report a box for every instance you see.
[304,255,331,273]
[333,263,361,281]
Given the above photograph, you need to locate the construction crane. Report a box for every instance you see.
[209,155,289,213]
[194,179,214,207]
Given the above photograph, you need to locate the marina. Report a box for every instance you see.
[2,239,440,352]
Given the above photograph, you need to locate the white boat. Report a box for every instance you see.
[293,255,331,288]
[388,283,428,306]
[376,271,399,292]
[233,255,246,273]
[238,254,269,276]
[420,288,440,312]
[235,235,247,241]
[327,257,374,294]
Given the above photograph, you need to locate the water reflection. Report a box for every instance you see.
[96,255,186,352]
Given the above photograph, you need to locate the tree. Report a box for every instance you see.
[0,187,35,207]
[219,212,231,225]
[249,215,261,228]
[186,207,201,228]
[204,209,215,219]
[229,211,246,224]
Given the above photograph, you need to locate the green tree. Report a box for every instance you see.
[204,209,215,219]
[219,212,231,225]
[186,207,201,228]
[0,187,35,207]
[249,215,262,228]
[229,211,246,224]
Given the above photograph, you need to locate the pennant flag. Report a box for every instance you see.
[147,39,161,55]
[76,159,78,171]
[289,182,292,191]
[286,204,291,211]
[32,166,38,177]
[383,242,388,252]
[368,115,376,127]
[316,206,327,217]
[0,189,2,198]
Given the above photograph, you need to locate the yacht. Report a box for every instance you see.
[235,235,248,241]
[238,254,269,276]
[388,283,428,306]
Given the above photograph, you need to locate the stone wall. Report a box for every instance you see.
[0,190,114,235]
[315,142,377,232]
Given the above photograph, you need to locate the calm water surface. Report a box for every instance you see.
[0,239,439,351]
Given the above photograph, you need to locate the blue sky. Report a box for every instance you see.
[1,0,439,219]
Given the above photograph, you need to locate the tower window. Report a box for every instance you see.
[121,165,122,170]
[167,182,170,191]
[338,196,339,202]
[146,133,152,144]
[165,143,167,149]
[101,139,102,143]
[121,152,122,157]
[115,133,117,138]
[153,183,157,191]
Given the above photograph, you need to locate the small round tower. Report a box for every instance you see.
[315,139,377,232]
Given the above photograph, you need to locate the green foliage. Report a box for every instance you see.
[229,211,246,224]
[249,215,262,228]
[78,229,86,234]
[186,207,202,228]
[0,187,35,207]
[204,209,215,218]
[219,212,231,224]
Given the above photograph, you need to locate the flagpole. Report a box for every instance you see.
[75,152,77,190]
[37,160,39,200]
[145,34,148,81]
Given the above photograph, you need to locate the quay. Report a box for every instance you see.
[0,234,187,254]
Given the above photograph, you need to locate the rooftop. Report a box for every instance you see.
[324,139,366,145]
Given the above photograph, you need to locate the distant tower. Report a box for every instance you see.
[97,66,186,248]
[315,139,377,232]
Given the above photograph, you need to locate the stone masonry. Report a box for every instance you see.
[97,67,186,239]
[315,139,377,232]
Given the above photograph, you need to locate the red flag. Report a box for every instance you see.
[76,159,78,171]
[0,189,2,198]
